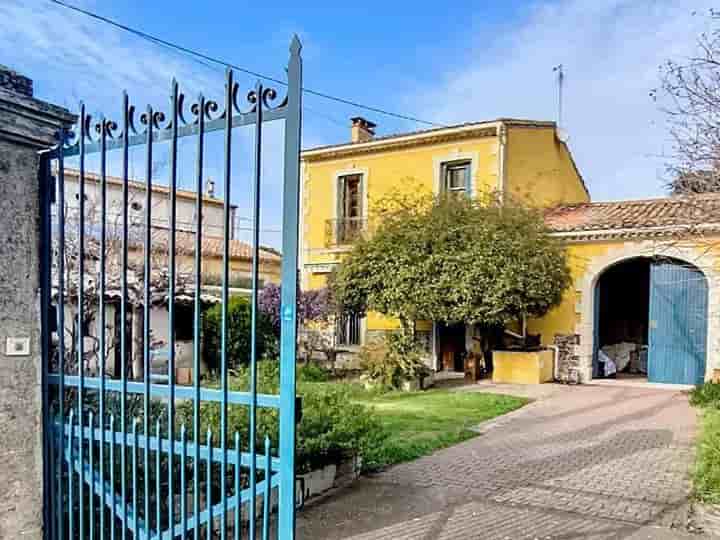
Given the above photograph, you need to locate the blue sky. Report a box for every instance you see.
[0,0,714,247]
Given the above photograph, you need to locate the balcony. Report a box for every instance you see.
[325,217,367,247]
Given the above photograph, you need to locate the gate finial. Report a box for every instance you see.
[290,34,302,55]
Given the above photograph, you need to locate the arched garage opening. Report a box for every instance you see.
[593,256,708,385]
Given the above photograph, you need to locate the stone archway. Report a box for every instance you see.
[574,240,719,383]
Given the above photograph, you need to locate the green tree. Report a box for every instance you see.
[331,193,571,339]
[202,296,276,371]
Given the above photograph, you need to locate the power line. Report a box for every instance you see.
[48,0,442,127]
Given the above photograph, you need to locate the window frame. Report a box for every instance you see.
[333,169,367,246]
[336,311,364,347]
[441,159,472,195]
[337,173,364,220]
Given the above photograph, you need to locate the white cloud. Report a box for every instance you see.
[0,0,293,248]
[410,0,715,200]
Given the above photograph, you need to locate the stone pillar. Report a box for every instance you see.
[554,333,585,383]
[0,66,75,539]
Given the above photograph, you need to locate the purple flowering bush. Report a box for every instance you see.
[258,283,334,335]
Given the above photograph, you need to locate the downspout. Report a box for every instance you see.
[497,122,507,203]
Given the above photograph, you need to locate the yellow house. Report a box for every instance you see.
[300,117,588,368]
[301,118,719,386]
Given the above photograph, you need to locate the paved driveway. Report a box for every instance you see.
[297,384,702,539]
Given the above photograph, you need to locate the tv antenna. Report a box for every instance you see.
[553,64,564,128]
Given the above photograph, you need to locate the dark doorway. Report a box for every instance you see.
[597,258,651,348]
[437,322,465,372]
[594,257,651,379]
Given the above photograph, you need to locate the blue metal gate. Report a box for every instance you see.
[40,37,302,539]
[648,260,708,385]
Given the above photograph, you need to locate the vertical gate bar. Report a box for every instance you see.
[278,37,302,539]
[220,68,233,540]
[55,423,63,540]
[248,80,264,540]
[206,430,213,537]
[48,432,55,540]
[133,420,139,539]
[78,103,87,540]
[89,411,95,540]
[262,436,270,540]
[192,93,206,540]
[234,431,240,540]
[99,116,108,540]
[166,80,179,532]
[56,129,67,540]
[40,151,53,540]
[120,92,130,538]
[156,419,161,538]
[69,410,75,540]
[110,415,116,540]
[181,425,187,538]
[143,105,154,535]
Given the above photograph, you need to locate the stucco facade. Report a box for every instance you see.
[300,119,588,347]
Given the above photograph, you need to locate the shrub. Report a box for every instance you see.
[690,382,720,409]
[258,283,334,336]
[359,332,430,390]
[202,296,276,372]
[298,362,331,383]
[178,361,385,474]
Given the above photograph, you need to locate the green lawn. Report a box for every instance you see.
[348,386,528,469]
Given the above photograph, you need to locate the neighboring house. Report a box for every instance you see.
[301,118,720,386]
[300,117,588,368]
[63,168,236,239]
[55,169,282,382]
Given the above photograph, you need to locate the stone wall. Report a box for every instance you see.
[0,67,74,539]
[0,64,33,97]
[554,333,584,383]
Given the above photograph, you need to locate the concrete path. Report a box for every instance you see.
[297,384,706,539]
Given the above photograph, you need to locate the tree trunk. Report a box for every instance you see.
[131,305,144,380]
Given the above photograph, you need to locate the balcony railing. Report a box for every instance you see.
[325,217,367,247]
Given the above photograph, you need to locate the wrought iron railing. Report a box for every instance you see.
[324,217,367,247]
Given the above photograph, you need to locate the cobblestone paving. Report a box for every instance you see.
[297,385,701,539]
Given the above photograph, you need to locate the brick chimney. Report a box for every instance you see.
[0,65,33,97]
[350,117,376,143]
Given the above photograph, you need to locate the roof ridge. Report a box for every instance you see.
[301,117,557,154]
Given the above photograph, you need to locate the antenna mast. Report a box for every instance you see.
[553,64,564,128]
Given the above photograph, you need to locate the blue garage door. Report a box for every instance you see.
[648,261,708,385]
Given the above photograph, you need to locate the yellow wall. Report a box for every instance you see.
[526,237,720,347]
[303,137,500,266]
[302,124,587,334]
[526,241,618,344]
[505,126,589,207]
[302,137,500,331]
[493,350,554,384]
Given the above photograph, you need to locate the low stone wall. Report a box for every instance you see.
[554,333,584,383]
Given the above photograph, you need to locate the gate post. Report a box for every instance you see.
[0,66,74,539]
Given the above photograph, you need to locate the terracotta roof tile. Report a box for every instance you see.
[148,230,281,263]
[545,194,720,233]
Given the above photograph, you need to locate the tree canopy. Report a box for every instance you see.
[331,193,571,328]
